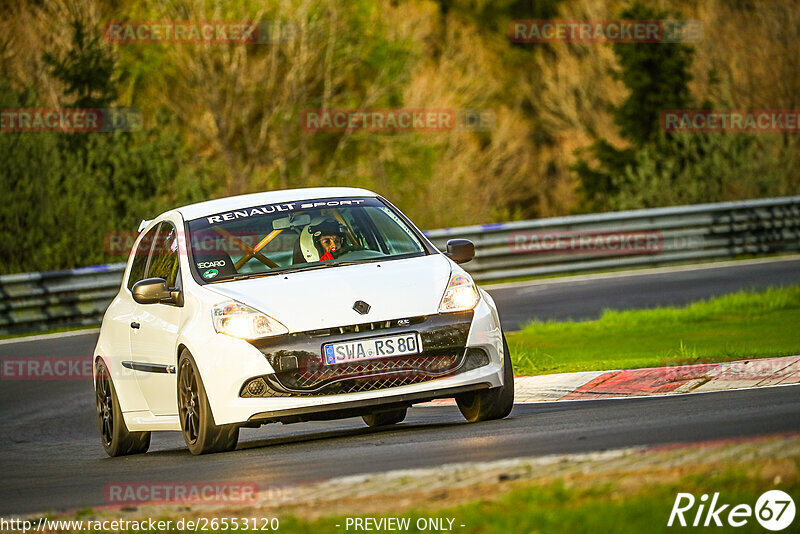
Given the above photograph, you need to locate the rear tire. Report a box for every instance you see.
[456,334,515,423]
[178,350,239,455]
[95,359,151,457]
[362,408,407,427]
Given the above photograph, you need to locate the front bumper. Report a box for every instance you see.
[247,383,491,424]
[195,295,504,425]
[244,311,487,397]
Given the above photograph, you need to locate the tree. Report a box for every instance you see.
[0,12,213,274]
[43,18,117,108]
[611,4,693,145]
[573,2,695,210]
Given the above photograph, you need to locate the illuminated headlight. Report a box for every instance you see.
[212,301,288,340]
[438,273,480,313]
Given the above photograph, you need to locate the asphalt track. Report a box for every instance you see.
[491,256,800,330]
[1,258,799,515]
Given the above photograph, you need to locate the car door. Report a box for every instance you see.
[129,221,183,416]
[111,224,159,413]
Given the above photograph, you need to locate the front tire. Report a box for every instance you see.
[178,350,239,455]
[456,334,515,423]
[95,359,151,457]
[362,408,407,427]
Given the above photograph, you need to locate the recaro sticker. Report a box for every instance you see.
[197,260,226,268]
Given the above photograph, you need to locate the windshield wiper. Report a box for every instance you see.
[282,259,381,272]
[206,273,266,283]
[231,274,263,281]
[273,262,342,275]
[208,260,364,283]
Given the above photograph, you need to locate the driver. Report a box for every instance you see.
[310,219,346,261]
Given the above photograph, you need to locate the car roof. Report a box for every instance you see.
[172,187,378,221]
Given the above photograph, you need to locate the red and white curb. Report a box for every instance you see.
[422,355,800,406]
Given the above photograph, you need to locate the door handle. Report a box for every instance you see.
[130,321,140,329]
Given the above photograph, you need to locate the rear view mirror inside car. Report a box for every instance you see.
[272,214,311,230]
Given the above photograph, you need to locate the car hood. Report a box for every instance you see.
[202,254,454,332]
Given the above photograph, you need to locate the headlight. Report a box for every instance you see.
[212,301,288,340]
[438,272,480,313]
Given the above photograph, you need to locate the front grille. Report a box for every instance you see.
[244,312,479,397]
[280,352,460,390]
[241,348,490,397]
[304,316,427,338]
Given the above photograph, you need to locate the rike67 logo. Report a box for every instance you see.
[668,490,795,531]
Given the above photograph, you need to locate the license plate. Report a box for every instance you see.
[323,333,421,365]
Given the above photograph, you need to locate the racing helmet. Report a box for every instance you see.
[299,218,346,261]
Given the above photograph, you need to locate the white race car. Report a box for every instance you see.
[93,187,513,456]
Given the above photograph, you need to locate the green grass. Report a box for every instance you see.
[507,285,800,376]
[278,462,798,534]
[49,454,799,534]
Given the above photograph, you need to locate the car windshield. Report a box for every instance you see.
[186,197,428,283]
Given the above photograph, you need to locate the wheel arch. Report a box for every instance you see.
[177,342,191,364]
[92,354,106,386]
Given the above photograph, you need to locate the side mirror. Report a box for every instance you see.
[445,239,475,264]
[132,278,183,306]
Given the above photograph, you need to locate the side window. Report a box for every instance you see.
[127,226,158,291]
[367,207,424,255]
[147,222,180,288]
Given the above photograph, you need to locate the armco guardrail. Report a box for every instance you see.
[425,196,800,282]
[0,264,125,336]
[1,197,799,335]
